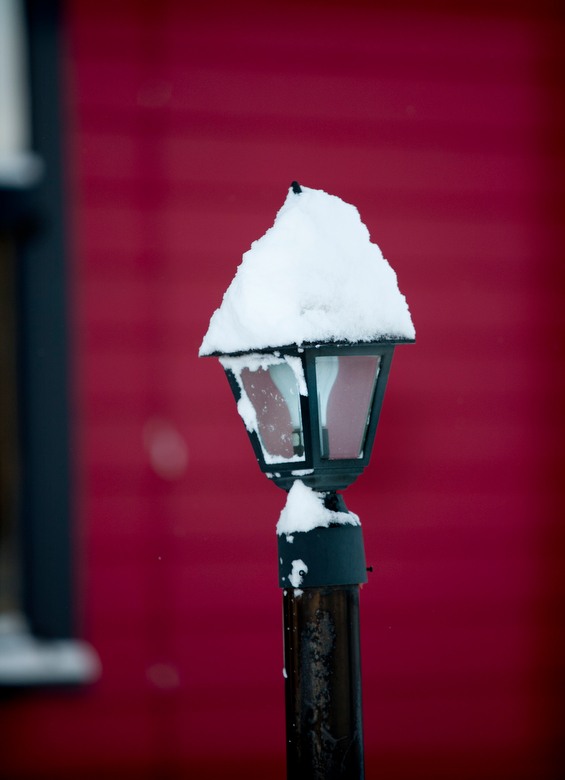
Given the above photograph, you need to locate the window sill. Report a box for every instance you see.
[0,612,101,686]
[0,152,44,189]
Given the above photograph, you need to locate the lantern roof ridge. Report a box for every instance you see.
[204,336,415,359]
[199,184,415,357]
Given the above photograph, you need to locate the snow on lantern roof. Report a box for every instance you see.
[199,184,415,357]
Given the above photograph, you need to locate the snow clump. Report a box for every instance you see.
[277,480,360,537]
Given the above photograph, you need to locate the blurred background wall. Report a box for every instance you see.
[1,0,564,777]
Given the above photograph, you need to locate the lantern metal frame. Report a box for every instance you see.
[219,337,414,493]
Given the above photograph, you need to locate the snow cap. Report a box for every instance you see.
[199,184,415,356]
[277,480,360,536]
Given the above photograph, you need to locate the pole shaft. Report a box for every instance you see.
[283,585,365,780]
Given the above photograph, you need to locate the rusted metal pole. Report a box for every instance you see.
[283,584,364,779]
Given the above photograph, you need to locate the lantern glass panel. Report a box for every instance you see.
[315,355,381,459]
[240,363,305,462]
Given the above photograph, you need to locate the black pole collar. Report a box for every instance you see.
[278,523,367,588]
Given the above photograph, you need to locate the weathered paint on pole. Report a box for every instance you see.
[283,585,365,779]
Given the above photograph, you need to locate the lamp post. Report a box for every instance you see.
[200,183,414,779]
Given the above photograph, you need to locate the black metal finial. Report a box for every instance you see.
[291,181,302,194]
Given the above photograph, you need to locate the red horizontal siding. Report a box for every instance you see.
[1,0,563,778]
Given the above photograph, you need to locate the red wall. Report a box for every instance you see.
[2,1,564,777]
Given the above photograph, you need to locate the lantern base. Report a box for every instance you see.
[268,466,364,493]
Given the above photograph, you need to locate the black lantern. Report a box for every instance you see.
[201,182,414,779]
[219,339,412,494]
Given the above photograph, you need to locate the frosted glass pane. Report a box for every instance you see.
[240,364,304,461]
[316,355,380,460]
